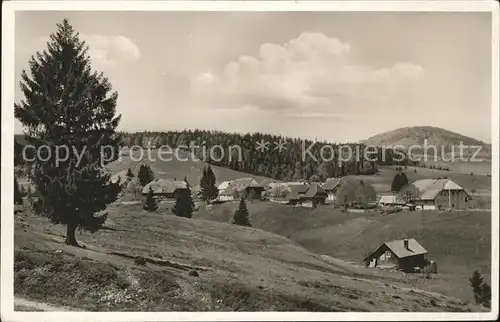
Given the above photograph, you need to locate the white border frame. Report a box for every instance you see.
[1,1,498,321]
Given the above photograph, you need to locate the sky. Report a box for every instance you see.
[14,11,493,143]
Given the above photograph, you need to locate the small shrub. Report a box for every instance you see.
[232,198,252,227]
[142,187,158,212]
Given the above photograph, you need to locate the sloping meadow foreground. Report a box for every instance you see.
[14,203,488,312]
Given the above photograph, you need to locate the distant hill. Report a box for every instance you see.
[361,126,491,159]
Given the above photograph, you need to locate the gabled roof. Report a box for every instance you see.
[411,179,465,201]
[141,179,189,194]
[322,178,345,191]
[365,238,428,261]
[260,178,278,188]
[232,178,264,191]
[219,184,235,196]
[302,183,327,198]
[217,181,232,191]
[379,195,405,204]
[288,184,310,195]
[384,239,428,258]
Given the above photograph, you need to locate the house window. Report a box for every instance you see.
[385,251,391,258]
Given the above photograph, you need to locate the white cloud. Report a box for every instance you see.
[190,32,424,114]
[31,33,141,68]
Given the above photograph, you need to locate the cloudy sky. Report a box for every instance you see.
[14,11,492,143]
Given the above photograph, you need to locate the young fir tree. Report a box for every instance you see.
[143,186,158,212]
[14,177,23,205]
[172,190,195,218]
[138,164,155,186]
[469,270,485,304]
[480,282,491,308]
[14,19,122,247]
[200,165,218,201]
[232,197,252,227]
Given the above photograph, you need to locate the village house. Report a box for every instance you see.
[363,238,428,273]
[409,178,472,210]
[321,178,345,204]
[260,178,278,192]
[141,178,190,199]
[271,182,327,207]
[216,178,265,201]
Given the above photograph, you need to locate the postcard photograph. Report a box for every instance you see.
[1,1,498,321]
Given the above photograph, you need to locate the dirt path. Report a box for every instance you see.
[14,297,76,311]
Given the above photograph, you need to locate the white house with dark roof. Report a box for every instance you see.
[409,178,471,210]
[321,178,345,204]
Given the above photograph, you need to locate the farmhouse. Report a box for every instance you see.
[410,179,472,210]
[363,238,428,273]
[321,178,345,204]
[141,179,189,199]
[216,178,265,201]
[280,183,327,207]
[217,181,232,194]
[218,185,236,202]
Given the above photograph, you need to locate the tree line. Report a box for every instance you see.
[118,131,418,182]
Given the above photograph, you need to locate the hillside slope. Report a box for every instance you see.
[362,126,491,158]
[14,203,483,312]
[196,202,491,303]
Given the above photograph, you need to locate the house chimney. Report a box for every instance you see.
[403,239,409,250]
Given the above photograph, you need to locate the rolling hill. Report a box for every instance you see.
[14,203,485,312]
[195,202,491,303]
[362,126,491,159]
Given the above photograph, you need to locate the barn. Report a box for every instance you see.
[410,179,472,210]
[363,238,428,273]
[141,179,189,199]
[321,178,345,204]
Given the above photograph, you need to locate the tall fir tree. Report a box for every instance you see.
[137,164,155,186]
[142,186,158,212]
[14,19,122,246]
[469,270,485,304]
[172,190,195,218]
[200,165,218,201]
[480,282,491,308]
[232,198,252,227]
[14,177,23,205]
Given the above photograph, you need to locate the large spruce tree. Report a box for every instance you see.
[14,19,122,247]
[172,190,195,218]
[200,165,218,201]
[232,198,252,227]
[137,164,155,186]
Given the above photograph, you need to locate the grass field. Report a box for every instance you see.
[12,147,491,311]
[195,202,491,302]
[14,202,487,312]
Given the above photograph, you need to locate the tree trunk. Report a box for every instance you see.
[65,221,80,247]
